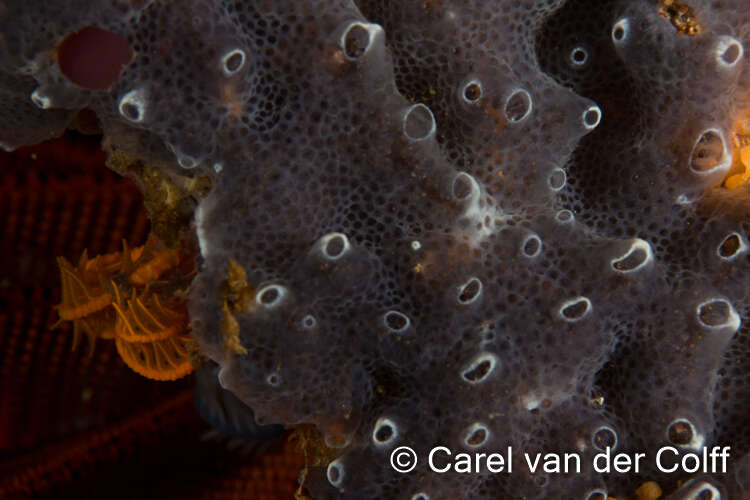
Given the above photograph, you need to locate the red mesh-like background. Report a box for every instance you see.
[0,132,306,499]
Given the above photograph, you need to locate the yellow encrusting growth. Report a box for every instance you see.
[225,258,255,313]
[217,258,257,356]
[289,424,339,500]
[105,150,212,247]
[725,144,750,189]
[636,481,663,500]
[723,107,750,189]
[220,300,248,355]
[658,0,700,35]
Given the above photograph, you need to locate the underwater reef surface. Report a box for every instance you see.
[1,0,750,498]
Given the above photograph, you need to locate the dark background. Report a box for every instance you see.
[0,132,303,499]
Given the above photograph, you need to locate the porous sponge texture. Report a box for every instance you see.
[1,0,750,498]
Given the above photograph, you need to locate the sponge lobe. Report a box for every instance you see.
[1,0,750,498]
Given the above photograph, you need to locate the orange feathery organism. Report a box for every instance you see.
[54,252,116,353]
[115,334,194,381]
[55,253,113,321]
[128,239,181,286]
[112,288,187,343]
[54,234,197,381]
